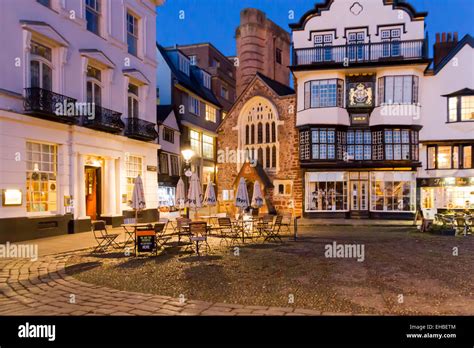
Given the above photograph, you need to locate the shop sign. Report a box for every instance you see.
[417,177,474,187]
[2,189,22,206]
[147,165,158,172]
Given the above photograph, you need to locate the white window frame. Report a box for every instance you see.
[128,83,139,118]
[125,155,143,201]
[205,104,216,123]
[189,95,200,116]
[178,53,190,75]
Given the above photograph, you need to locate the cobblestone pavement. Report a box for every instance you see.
[0,255,339,316]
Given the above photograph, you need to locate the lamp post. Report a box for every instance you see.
[181,148,195,218]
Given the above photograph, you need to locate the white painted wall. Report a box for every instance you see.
[158,111,181,155]
[293,0,424,49]
[0,0,158,123]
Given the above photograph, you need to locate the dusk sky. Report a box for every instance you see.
[156,0,474,57]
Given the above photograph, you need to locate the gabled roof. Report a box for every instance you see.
[233,162,274,189]
[256,72,295,96]
[156,105,175,124]
[433,34,474,75]
[442,88,474,97]
[157,44,222,108]
[289,0,427,30]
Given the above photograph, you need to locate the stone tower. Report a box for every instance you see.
[235,8,291,96]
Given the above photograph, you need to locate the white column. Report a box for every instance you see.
[104,158,117,216]
[77,154,87,219]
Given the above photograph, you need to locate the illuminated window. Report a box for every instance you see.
[202,134,214,159]
[26,141,57,212]
[190,130,201,156]
[205,104,216,122]
[125,155,142,201]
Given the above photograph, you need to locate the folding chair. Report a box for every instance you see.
[262,215,283,243]
[218,217,240,247]
[256,214,274,237]
[159,218,169,232]
[280,213,292,235]
[154,223,171,253]
[92,220,119,253]
[189,221,210,256]
[176,218,192,243]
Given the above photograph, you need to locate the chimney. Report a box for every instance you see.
[433,32,458,68]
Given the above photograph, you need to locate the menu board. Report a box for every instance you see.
[136,230,156,253]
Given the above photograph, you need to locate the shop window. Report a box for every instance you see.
[370,172,415,212]
[26,141,57,212]
[158,186,175,207]
[305,172,348,211]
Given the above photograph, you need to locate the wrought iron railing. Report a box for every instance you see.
[292,39,427,66]
[24,87,78,123]
[82,105,124,133]
[124,117,158,141]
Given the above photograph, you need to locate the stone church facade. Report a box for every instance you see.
[216,73,303,216]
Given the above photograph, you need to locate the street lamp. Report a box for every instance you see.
[182,149,195,164]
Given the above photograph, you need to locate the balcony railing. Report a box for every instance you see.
[24,87,78,124]
[82,105,124,133]
[124,118,158,142]
[292,40,427,67]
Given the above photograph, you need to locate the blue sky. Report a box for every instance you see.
[157,0,474,57]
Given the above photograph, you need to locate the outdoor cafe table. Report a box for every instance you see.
[232,216,261,243]
[121,222,166,255]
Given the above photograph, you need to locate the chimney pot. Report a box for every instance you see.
[436,33,440,43]
[454,32,459,41]
[442,32,447,42]
[447,33,452,42]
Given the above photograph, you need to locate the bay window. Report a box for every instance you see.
[378,75,418,105]
[304,79,344,108]
[448,95,474,122]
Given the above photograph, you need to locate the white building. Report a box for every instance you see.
[418,34,474,212]
[0,0,163,242]
[291,0,429,219]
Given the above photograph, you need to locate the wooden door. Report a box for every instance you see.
[85,167,98,220]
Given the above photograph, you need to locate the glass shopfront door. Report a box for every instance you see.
[350,172,369,211]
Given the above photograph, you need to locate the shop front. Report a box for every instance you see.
[419,177,474,213]
[304,171,417,219]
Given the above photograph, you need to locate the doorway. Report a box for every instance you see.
[350,172,369,215]
[85,166,101,220]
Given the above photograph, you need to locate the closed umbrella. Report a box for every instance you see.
[187,173,202,218]
[175,178,186,210]
[131,175,146,221]
[203,181,217,215]
[251,181,264,208]
[235,177,249,212]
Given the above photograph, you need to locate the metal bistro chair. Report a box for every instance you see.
[176,217,192,243]
[92,220,120,253]
[218,217,240,247]
[154,223,172,253]
[189,221,210,256]
[256,214,274,237]
[455,216,472,236]
[280,213,292,235]
[262,215,284,243]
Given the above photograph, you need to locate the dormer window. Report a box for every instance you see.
[202,71,211,89]
[178,53,190,75]
[189,55,197,65]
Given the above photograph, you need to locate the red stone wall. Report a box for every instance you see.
[216,77,302,217]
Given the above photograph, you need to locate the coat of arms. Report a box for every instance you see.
[349,83,372,106]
